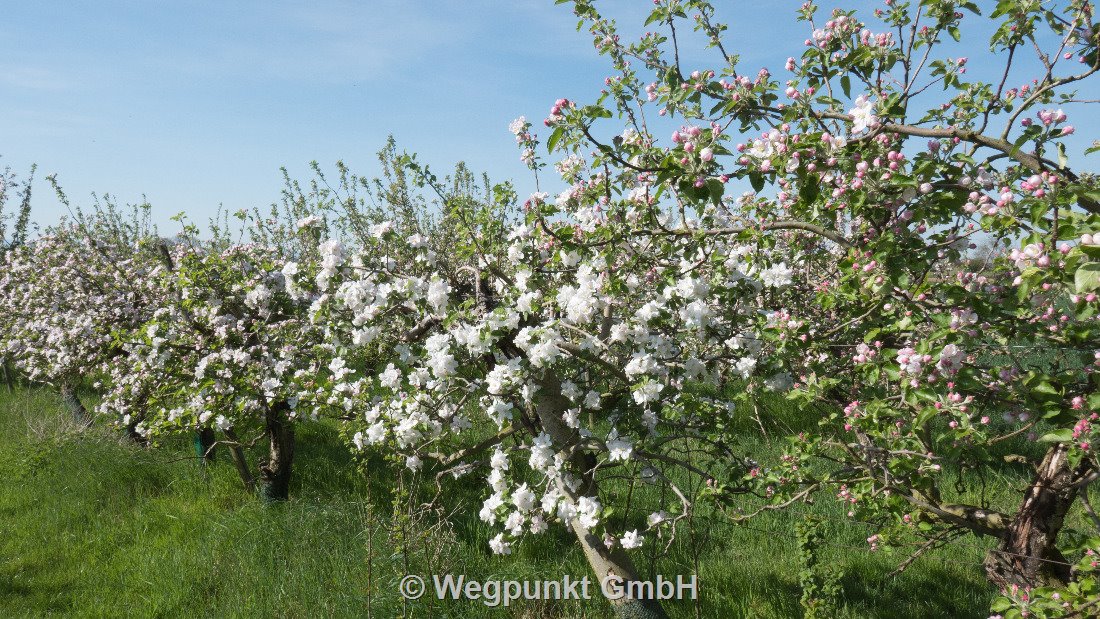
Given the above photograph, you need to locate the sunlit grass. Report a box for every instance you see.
[0,387,1020,617]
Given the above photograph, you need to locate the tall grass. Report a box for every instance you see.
[0,387,1011,617]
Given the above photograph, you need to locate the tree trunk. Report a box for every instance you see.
[124,413,149,446]
[196,428,217,463]
[60,382,91,427]
[534,371,669,619]
[258,400,295,502]
[984,444,1089,590]
[2,360,14,393]
[223,428,255,493]
[566,518,670,619]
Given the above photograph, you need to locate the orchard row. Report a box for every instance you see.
[2,2,1099,617]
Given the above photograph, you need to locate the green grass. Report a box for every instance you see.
[0,387,1023,618]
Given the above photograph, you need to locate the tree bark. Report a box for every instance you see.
[124,413,149,446]
[2,360,14,393]
[223,428,256,493]
[984,444,1090,590]
[258,400,295,502]
[534,370,669,619]
[60,382,91,427]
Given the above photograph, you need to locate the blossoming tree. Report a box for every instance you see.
[0,162,34,392]
[524,0,1100,615]
[0,198,163,428]
[293,156,778,617]
[87,146,488,501]
[1,0,1098,616]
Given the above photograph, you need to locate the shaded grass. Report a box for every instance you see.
[0,387,1022,618]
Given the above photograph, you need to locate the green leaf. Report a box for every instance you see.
[705,178,725,206]
[1040,429,1074,443]
[914,389,938,403]
[840,75,851,99]
[547,127,564,153]
[1029,377,1060,400]
[749,173,765,193]
[1075,262,1100,293]
[914,406,937,427]
[799,180,820,206]
[585,105,612,119]
[1074,187,1100,203]
[1010,132,1031,157]
[883,93,905,116]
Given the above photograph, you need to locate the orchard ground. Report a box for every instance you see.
[1,385,1059,618]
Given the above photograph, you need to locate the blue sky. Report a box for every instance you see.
[2,1,1096,234]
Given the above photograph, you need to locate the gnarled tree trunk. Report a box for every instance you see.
[258,400,295,502]
[534,371,669,619]
[124,413,149,446]
[2,360,14,393]
[223,427,256,493]
[984,444,1090,590]
[60,382,91,427]
[118,394,149,445]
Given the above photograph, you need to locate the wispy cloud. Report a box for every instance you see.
[135,1,477,84]
[0,65,76,92]
[0,107,92,138]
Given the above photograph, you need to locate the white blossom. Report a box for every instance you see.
[512,483,536,512]
[760,262,793,288]
[606,429,633,462]
[848,94,878,134]
[489,533,512,555]
[620,529,644,549]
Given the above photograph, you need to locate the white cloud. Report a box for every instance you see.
[142,1,476,84]
[0,65,76,91]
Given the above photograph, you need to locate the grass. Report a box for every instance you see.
[0,386,1030,618]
